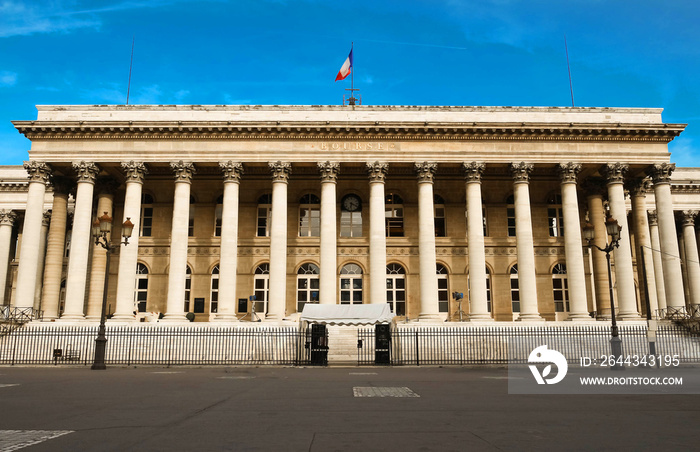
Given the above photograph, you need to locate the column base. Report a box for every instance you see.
[468,313,494,322]
[213,314,240,322]
[618,311,642,320]
[516,313,545,322]
[567,312,594,321]
[109,314,136,322]
[160,313,189,323]
[57,314,85,322]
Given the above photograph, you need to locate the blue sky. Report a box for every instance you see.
[1,0,698,166]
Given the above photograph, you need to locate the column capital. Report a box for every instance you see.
[0,210,17,227]
[366,161,388,182]
[269,161,291,182]
[648,162,675,185]
[95,176,120,196]
[648,210,658,226]
[23,161,51,184]
[42,210,51,227]
[682,210,698,227]
[626,177,651,197]
[510,162,533,183]
[414,162,437,183]
[220,161,244,183]
[121,161,148,184]
[72,161,99,184]
[49,176,75,196]
[601,162,628,185]
[462,161,485,183]
[317,161,340,182]
[557,162,581,184]
[170,160,196,182]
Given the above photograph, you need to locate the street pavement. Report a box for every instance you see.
[0,365,698,451]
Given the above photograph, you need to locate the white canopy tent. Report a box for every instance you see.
[299,304,394,326]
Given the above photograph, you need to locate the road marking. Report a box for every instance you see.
[349,372,378,375]
[0,384,20,388]
[481,376,525,380]
[217,376,254,380]
[0,430,73,451]
[151,372,182,374]
[353,387,420,398]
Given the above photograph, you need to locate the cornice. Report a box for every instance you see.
[13,121,686,143]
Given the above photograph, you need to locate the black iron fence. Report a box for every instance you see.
[0,325,308,366]
[0,307,43,323]
[358,324,700,366]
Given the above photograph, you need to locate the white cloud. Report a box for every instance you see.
[0,71,18,86]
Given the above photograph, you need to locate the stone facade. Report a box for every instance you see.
[0,105,698,323]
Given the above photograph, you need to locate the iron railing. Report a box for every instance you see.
[0,325,309,366]
[0,306,43,323]
[358,324,700,366]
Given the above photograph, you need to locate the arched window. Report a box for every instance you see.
[436,264,449,313]
[299,194,321,237]
[386,263,406,315]
[188,195,196,237]
[552,263,570,313]
[140,193,154,237]
[184,265,192,312]
[257,194,272,237]
[486,267,492,313]
[254,264,270,314]
[340,263,363,304]
[214,194,223,237]
[467,266,493,314]
[135,263,148,313]
[506,194,516,237]
[340,194,363,237]
[510,264,520,313]
[434,194,446,237]
[297,263,320,311]
[211,264,219,313]
[385,193,404,237]
[548,193,564,237]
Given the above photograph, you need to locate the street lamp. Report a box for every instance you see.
[582,216,624,371]
[91,212,133,370]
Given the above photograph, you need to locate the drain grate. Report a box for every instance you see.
[353,387,420,398]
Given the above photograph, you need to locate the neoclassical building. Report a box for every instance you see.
[1,105,699,323]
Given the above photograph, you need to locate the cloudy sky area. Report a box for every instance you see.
[1,0,698,166]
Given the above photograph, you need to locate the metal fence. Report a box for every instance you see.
[357,324,700,366]
[0,325,308,366]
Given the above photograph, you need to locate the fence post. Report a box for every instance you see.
[415,330,419,366]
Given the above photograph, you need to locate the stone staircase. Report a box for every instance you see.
[327,326,360,364]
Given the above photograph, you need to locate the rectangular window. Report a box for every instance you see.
[340,211,363,237]
[194,297,205,313]
[507,207,516,237]
[257,207,270,237]
[141,207,153,237]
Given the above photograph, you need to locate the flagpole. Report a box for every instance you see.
[126,36,135,105]
[350,41,354,98]
[565,35,575,107]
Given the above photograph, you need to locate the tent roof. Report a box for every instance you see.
[299,304,394,325]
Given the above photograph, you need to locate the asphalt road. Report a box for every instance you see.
[0,365,698,451]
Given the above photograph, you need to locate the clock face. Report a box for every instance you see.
[342,195,361,212]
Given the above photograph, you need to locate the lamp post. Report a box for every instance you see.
[91,212,133,370]
[582,217,624,371]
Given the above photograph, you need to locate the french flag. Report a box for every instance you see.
[335,48,353,81]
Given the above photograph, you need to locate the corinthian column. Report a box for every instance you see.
[15,161,51,309]
[648,163,685,311]
[557,163,589,320]
[367,162,388,306]
[162,161,196,322]
[266,161,291,320]
[86,177,118,320]
[61,161,99,320]
[112,161,147,321]
[583,178,612,317]
[415,162,440,320]
[215,161,243,321]
[32,211,51,311]
[648,211,667,312]
[41,177,73,320]
[463,162,491,321]
[0,210,18,306]
[510,162,542,321]
[601,163,639,320]
[628,178,659,317]
[318,161,339,305]
[681,211,700,308]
